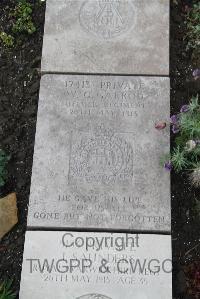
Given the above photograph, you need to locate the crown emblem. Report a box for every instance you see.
[95,124,114,138]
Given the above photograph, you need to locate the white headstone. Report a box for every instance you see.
[27,74,170,232]
[41,0,169,75]
[20,231,172,299]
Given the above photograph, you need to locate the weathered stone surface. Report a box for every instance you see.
[0,193,18,239]
[20,231,172,299]
[41,0,169,75]
[27,74,170,231]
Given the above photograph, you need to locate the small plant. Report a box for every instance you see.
[0,32,14,48]
[185,3,200,54]
[171,146,188,172]
[162,95,200,187]
[0,0,37,48]
[0,150,10,188]
[0,281,16,299]
[12,0,36,35]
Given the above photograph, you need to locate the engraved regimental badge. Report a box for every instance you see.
[69,125,133,185]
[79,0,135,39]
[77,294,112,299]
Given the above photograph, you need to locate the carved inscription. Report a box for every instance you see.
[79,0,135,39]
[64,78,145,119]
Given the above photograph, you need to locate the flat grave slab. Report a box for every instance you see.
[41,0,169,75]
[20,231,172,299]
[27,74,170,232]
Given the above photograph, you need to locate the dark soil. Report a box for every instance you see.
[0,0,46,296]
[0,0,199,298]
[171,1,200,299]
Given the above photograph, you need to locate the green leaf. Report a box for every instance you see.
[0,281,16,299]
[171,146,188,172]
[185,2,200,52]
[175,135,188,148]
[189,95,199,112]
[180,109,200,138]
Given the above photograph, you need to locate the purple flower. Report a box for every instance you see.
[180,105,189,113]
[172,124,180,134]
[170,114,179,124]
[164,161,172,171]
[192,69,200,80]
